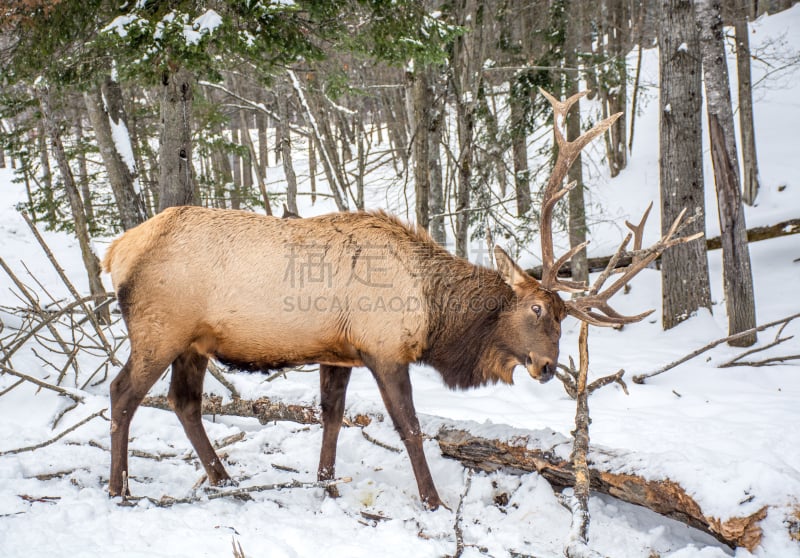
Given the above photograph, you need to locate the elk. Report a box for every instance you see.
[103,90,694,510]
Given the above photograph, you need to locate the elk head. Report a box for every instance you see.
[492,245,566,383]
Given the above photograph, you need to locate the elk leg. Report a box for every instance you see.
[317,365,352,497]
[367,361,443,510]
[109,350,176,497]
[168,350,232,487]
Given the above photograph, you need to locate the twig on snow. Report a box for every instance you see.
[122,477,352,508]
[0,362,84,403]
[0,408,107,456]
[360,428,402,453]
[451,468,474,558]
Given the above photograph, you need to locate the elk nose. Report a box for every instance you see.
[540,361,556,383]
[525,355,556,384]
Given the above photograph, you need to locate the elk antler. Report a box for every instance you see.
[538,89,622,293]
[537,89,703,327]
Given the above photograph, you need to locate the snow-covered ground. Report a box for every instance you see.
[1,6,799,558]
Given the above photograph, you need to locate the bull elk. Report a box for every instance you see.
[103,90,696,510]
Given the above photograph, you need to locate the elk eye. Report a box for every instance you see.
[531,304,542,317]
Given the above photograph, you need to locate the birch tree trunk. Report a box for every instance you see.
[695,0,757,346]
[83,78,146,230]
[158,65,197,211]
[659,0,712,330]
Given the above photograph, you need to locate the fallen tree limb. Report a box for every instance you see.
[527,218,800,279]
[142,394,378,427]
[436,428,766,551]
[0,408,107,456]
[633,312,800,383]
[141,394,767,550]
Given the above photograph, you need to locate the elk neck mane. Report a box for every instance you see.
[415,245,518,389]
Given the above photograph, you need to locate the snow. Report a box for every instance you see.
[102,93,138,182]
[1,5,800,558]
[184,10,223,46]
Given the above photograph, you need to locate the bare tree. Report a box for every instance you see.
[695,0,757,346]
[658,0,712,329]
[412,67,431,230]
[276,85,298,215]
[158,66,198,211]
[565,0,589,285]
[83,77,147,229]
[36,86,106,317]
[733,2,761,206]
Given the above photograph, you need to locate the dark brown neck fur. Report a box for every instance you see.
[418,250,518,389]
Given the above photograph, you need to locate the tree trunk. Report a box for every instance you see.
[454,95,473,259]
[565,2,589,285]
[72,115,94,227]
[413,68,430,230]
[37,122,56,225]
[158,65,197,211]
[734,11,760,206]
[509,90,531,218]
[277,90,298,215]
[240,111,254,205]
[428,73,446,246]
[355,113,366,210]
[257,111,269,172]
[606,0,629,177]
[659,0,713,330]
[83,78,146,230]
[695,0,757,346]
[239,109,272,215]
[288,70,348,211]
[309,139,317,205]
[37,87,107,321]
[451,0,482,259]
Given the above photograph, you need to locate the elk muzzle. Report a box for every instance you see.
[525,353,556,383]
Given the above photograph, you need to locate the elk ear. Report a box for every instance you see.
[494,245,538,293]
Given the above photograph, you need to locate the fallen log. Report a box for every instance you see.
[436,428,766,551]
[142,394,766,551]
[527,217,800,279]
[142,394,377,427]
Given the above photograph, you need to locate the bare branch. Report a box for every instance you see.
[0,362,84,403]
[633,313,800,383]
[0,408,107,456]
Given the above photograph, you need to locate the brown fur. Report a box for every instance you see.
[103,206,566,509]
